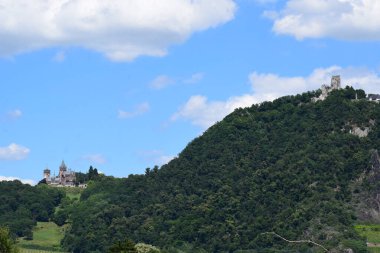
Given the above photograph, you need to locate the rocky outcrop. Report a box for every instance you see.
[353,150,380,222]
[350,127,370,138]
[347,120,375,138]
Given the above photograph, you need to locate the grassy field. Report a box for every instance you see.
[355,224,380,252]
[17,222,67,252]
[19,248,61,253]
[369,248,380,253]
[62,187,82,200]
[355,224,380,243]
[17,188,83,253]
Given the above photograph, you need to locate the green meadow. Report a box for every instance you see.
[18,222,67,253]
[355,224,380,252]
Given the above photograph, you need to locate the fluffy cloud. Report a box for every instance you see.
[149,75,175,90]
[0,143,30,160]
[6,109,22,120]
[150,72,204,90]
[172,94,256,129]
[82,154,107,164]
[267,0,380,40]
[138,150,175,166]
[173,66,380,129]
[183,72,204,84]
[0,0,236,61]
[118,102,150,119]
[0,176,35,185]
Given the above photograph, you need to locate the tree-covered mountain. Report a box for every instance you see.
[58,87,380,252]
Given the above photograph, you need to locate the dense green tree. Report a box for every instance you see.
[0,181,64,237]
[108,239,137,253]
[52,209,67,226]
[135,243,160,253]
[0,227,19,253]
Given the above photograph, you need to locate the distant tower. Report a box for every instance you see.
[43,168,51,179]
[331,75,341,89]
[59,160,67,185]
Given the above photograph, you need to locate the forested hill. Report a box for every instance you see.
[61,87,380,252]
[0,181,63,238]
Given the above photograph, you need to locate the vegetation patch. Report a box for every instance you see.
[61,187,83,200]
[17,222,66,252]
[355,224,380,244]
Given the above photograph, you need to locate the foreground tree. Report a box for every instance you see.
[135,243,161,253]
[108,239,137,253]
[0,227,19,253]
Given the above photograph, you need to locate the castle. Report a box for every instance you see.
[312,75,341,102]
[43,161,76,187]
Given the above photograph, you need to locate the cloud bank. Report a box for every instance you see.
[0,176,35,185]
[267,0,380,40]
[173,66,380,129]
[0,0,236,61]
[0,143,30,160]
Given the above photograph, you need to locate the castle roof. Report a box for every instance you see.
[368,94,380,100]
[60,160,67,171]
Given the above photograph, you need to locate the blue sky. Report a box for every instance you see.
[1,0,380,184]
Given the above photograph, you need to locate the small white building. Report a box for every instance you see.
[368,94,380,102]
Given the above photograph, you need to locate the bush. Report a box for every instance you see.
[135,243,161,253]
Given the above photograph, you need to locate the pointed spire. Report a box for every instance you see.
[60,160,67,171]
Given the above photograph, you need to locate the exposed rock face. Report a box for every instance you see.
[353,150,380,222]
[347,120,375,138]
[350,127,370,138]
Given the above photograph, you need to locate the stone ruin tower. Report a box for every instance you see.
[312,75,342,102]
[331,75,341,90]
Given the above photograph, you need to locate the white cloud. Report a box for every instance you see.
[53,51,65,62]
[82,154,107,164]
[268,0,380,40]
[183,72,204,84]
[150,72,204,90]
[6,109,22,120]
[0,176,35,185]
[149,75,175,90]
[0,143,30,160]
[118,102,150,119]
[172,95,256,128]
[173,66,380,129]
[0,0,236,61]
[138,150,175,166]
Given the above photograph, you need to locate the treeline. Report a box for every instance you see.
[75,166,100,185]
[0,181,64,238]
[60,87,377,252]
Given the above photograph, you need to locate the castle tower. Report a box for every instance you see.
[331,75,341,90]
[43,168,51,179]
[59,160,67,185]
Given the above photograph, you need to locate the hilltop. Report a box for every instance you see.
[56,86,380,252]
